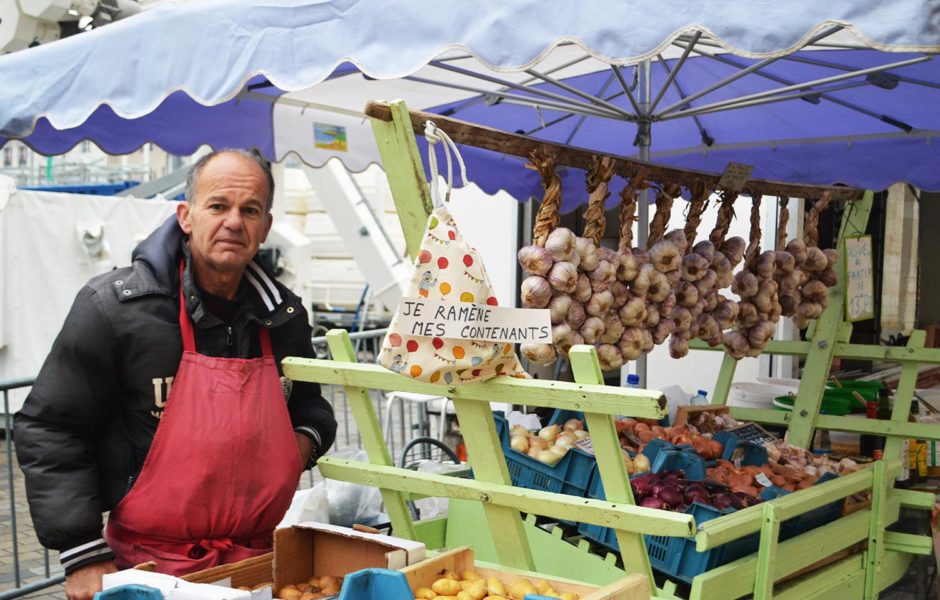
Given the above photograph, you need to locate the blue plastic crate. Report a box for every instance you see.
[579,473,759,583]
[492,412,595,499]
[337,568,414,600]
[642,438,707,480]
[714,431,769,466]
[94,586,163,600]
[759,472,843,540]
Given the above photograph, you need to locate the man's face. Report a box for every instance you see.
[177,153,272,276]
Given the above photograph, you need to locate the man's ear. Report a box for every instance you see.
[261,212,273,243]
[177,202,192,235]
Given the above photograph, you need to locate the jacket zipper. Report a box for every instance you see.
[226,326,233,347]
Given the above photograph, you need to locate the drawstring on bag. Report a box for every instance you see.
[424,120,467,207]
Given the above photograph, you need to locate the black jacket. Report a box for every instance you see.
[14,216,336,574]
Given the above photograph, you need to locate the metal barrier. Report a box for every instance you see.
[0,327,432,596]
[1,376,64,599]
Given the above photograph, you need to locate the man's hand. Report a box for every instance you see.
[295,432,314,470]
[65,560,118,600]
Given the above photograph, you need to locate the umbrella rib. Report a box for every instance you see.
[658,24,845,116]
[404,74,619,120]
[564,73,618,145]
[428,61,622,118]
[677,46,919,132]
[649,31,701,114]
[523,68,635,119]
[654,52,714,146]
[657,80,880,122]
[439,53,594,117]
[661,55,930,121]
[611,65,643,115]
[782,54,940,91]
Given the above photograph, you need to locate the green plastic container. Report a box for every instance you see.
[773,394,852,416]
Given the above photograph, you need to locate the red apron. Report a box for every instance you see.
[105,267,302,575]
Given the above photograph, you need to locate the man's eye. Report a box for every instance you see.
[209,203,225,210]
[243,207,260,215]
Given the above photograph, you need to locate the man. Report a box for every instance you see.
[15,149,336,600]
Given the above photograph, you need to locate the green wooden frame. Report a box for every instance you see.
[284,100,940,599]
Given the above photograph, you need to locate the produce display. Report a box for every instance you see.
[516,157,841,368]
[630,470,761,512]
[412,569,581,600]
[257,575,343,600]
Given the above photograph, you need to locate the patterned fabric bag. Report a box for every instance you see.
[379,122,527,384]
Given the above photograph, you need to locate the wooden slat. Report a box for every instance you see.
[283,355,665,418]
[883,531,933,556]
[317,457,695,537]
[365,102,864,202]
[691,508,873,600]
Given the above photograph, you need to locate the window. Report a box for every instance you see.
[18,147,27,167]
[2,147,11,167]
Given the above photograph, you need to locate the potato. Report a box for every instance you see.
[463,579,487,600]
[318,575,343,590]
[456,592,475,600]
[432,578,462,596]
[415,587,437,600]
[279,589,302,600]
[299,594,318,600]
[254,582,274,590]
[307,576,321,587]
[486,577,506,596]
[508,578,536,600]
[460,570,482,581]
[559,593,580,600]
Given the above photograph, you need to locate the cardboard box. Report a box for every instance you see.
[183,553,274,599]
[401,547,648,600]
[273,522,426,592]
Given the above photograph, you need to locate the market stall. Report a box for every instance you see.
[279,99,940,600]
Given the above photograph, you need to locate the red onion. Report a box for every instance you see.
[684,489,709,505]
[631,477,652,498]
[658,487,684,507]
[640,496,666,510]
[711,494,734,510]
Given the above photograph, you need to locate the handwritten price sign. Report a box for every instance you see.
[844,235,874,322]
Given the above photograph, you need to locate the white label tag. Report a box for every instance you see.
[574,438,595,455]
[755,472,774,488]
[395,297,551,344]
[717,162,754,193]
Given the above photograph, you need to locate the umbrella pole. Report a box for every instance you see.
[636,59,651,388]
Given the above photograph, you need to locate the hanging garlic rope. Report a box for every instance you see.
[617,168,648,254]
[647,183,682,248]
[528,150,563,247]
[582,155,617,245]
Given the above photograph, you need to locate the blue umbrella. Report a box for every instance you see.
[1,0,939,209]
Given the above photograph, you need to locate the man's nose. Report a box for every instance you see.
[223,207,244,229]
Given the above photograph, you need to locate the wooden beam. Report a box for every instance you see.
[365,101,864,202]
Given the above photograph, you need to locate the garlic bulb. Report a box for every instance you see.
[600,313,626,344]
[693,240,715,263]
[669,333,690,358]
[779,293,800,316]
[556,331,584,358]
[586,290,613,317]
[824,248,839,268]
[652,318,676,345]
[617,252,640,282]
[641,329,655,353]
[697,314,721,341]
[566,301,587,329]
[618,296,647,326]
[575,237,600,271]
[630,264,652,296]
[521,276,552,308]
[672,306,693,330]
[786,239,808,265]
[748,321,776,349]
[644,304,661,328]
[818,268,838,287]
[647,271,671,302]
[632,248,651,264]
[649,240,681,273]
[775,251,796,274]
[802,279,827,302]
[580,316,606,344]
[676,281,700,308]
[695,269,718,297]
[757,251,777,279]
[549,294,572,324]
[589,260,617,288]
[552,322,573,346]
[521,343,557,366]
[597,344,624,371]
[619,327,644,360]
[723,330,750,359]
[598,246,619,263]
[681,253,709,282]
[720,237,747,267]
[738,301,760,328]
[664,229,689,255]
[752,291,773,314]
[517,245,554,276]
[779,271,801,294]
[545,227,578,262]
[797,301,823,321]
[660,292,677,314]
[574,273,593,302]
[665,270,681,288]
[610,281,630,308]
[732,271,759,298]
[703,292,719,313]
[548,261,579,293]
[714,298,740,328]
[804,247,828,273]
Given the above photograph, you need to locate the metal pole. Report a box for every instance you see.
[636,60,651,388]
[5,389,21,590]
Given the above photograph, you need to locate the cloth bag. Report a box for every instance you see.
[380,122,526,384]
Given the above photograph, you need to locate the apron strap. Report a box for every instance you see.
[178,261,197,353]
[179,260,275,358]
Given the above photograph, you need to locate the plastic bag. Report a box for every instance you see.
[277,483,329,529]
[323,449,384,527]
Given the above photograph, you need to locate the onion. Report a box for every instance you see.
[536,450,562,465]
[639,496,666,510]
[538,424,561,443]
[631,476,652,498]
[563,418,584,432]
[711,493,734,510]
[658,486,684,507]
[509,435,529,453]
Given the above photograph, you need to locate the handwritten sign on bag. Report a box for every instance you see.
[395,297,552,344]
[844,235,874,322]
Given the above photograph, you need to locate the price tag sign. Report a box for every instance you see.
[395,297,551,344]
[574,437,595,455]
[844,235,875,322]
[726,423,777,446]
[717,162,754,193]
